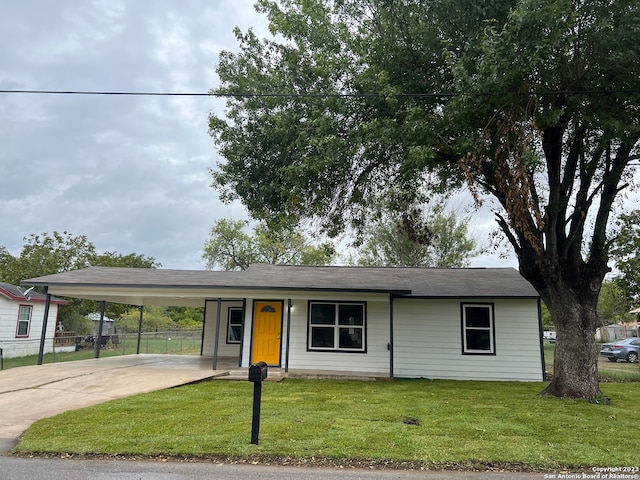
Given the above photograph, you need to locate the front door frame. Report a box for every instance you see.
[251,299,283,366]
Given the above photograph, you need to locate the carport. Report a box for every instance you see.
[21,268,251,370]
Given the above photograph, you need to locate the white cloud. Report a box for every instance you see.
[0,0,267,268]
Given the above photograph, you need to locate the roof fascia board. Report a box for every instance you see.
[44,284,409,295]
[46,286,395,303]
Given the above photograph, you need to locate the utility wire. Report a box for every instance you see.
[0,89,639,98]
[0,89,453,97]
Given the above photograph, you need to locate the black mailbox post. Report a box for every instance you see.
[249,361,268,445]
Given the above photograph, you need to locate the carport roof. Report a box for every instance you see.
[22,264,538,300]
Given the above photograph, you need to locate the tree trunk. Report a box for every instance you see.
[540,287,602,399]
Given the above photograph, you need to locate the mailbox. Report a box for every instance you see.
[248,361,268,382]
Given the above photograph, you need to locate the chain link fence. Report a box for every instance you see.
[0,329,203,370]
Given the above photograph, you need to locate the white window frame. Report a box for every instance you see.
[226,307,244,344]
[308,301,366,352]
[16,304,33,338]
[461,303,495,355]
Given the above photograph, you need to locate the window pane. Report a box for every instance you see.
[339,327,362,349]
[229,309,243,325]
[465,306,490,328]
[466,329,490,350]
[311,327,334,347]
[17,321,28,336]
[228,325,242,342]
[19,306,31,321]
[310,304,335,325]
[338,304,363,326]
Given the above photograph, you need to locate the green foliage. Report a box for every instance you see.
[597,280,634,325]
[60,311,94,336]
[163,306,205,328]
[0,231,159,326]
[0,232,96,285]
[202,219,253,270]
[540,302,552,328]
[353,203,479,267]
[611,210,640,308]
[116,306,202,333]
[202,218,335,270]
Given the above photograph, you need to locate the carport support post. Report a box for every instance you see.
[94,301,106,359]
[136,305,144,354]
[212,298,222,370]
[37,288,51,365]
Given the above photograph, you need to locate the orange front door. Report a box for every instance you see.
[251,301,282,365]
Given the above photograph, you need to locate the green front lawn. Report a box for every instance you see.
[14,378,640,470]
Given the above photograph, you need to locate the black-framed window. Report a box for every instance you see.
[226,307,244,344]
[308,302,365,352]
[16,305,32,337]
[461,303,495,354]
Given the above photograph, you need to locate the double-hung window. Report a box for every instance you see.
[16,305,32,337]
[461,303,495,354]
[226,307,243,344]
[308,302,366,352]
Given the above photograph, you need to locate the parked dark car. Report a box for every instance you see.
[600,338,640,363]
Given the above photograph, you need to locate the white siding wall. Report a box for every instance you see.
[393,298,543,381]
[0,297,59,359]
[202,300,244,358]
[207,294,543,382]
[283,297,391,375]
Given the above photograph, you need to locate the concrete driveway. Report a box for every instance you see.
[0,354,227,452]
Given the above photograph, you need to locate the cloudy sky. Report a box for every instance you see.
[3,2,634,272]
[0,0,272,269]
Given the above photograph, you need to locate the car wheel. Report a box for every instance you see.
[607,357,618,362]
[627,351,639,363]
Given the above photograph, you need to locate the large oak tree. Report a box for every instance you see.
[209,0,640,399]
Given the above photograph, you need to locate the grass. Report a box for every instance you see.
[544,342,640,382]
[14,378,640,470]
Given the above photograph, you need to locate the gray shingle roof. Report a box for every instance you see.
[22,264,538,298]
[0,282,67,304]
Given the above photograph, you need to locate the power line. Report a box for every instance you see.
[0,89,451,98]
[0,89,215,97]
[0,89,638,98]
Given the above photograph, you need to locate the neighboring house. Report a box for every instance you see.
[87,312,116,336]
[23,265,544,381]
[596,323,638,342]
[0,282,67,359]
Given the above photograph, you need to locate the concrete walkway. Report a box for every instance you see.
[0,354,228,452]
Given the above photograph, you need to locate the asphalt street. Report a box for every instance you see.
[0,456,550,480]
